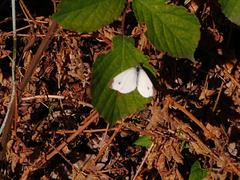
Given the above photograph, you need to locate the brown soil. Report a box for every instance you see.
[0,0,239,179]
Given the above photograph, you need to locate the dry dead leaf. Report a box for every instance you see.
[146,151,158,169]
[206,123,221,138]
[147,100,170,130]
[199,88,215,102]
[156,154,168,178]
[189,141,209,156]
[227,142,238,156]
[205,170,227,180]
[163,139,183,164]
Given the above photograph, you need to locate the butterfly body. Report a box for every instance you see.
[111,67,153,98]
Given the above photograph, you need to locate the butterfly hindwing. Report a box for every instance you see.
[137,68,153,98]
[111,67,138,94]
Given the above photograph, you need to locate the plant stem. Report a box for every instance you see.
[0,0,17,135]
[0,0,17,166]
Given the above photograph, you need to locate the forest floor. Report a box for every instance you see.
[0,0,240,179]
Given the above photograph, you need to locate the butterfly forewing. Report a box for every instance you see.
[137,68,153,98]
[111,67,138,94]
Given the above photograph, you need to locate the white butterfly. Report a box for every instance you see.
[111,67,153,98]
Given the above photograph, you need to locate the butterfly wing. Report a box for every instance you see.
[137,68,153,98]
[111,67,137,94]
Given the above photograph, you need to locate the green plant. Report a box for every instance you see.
[52,0,240,124]
[189,160,208,180]
[134,135,152,148]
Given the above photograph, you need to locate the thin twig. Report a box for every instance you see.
[3,25,32,36]
[223,68,240,89]
[48,144,81,175]
[30,110,98,169]
[167,96,215,138]
[213,81,224,112]
[0,0,17,135]
[19,0,35,23]
[46,111,98,160]
[93,122,124,164]
[133,143,154,180]
[0,20,58,161]
[21,95,93,108]
[18,20,58,91]
[21,95,65,101]
[0,0,17,161]
[99,123,109,147]
[54,127,117,134]
[174,117,240,176]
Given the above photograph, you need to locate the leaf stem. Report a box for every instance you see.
[121,0,130,35]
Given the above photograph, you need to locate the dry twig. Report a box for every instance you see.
[166,96,215,138]
[0,20,58,160]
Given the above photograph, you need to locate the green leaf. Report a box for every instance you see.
[52,0,125,32]
[189,161,208,180]
[134,135,152,148]
[92,36,155,124]
[219,0,240,26]
[133,0,200,60]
